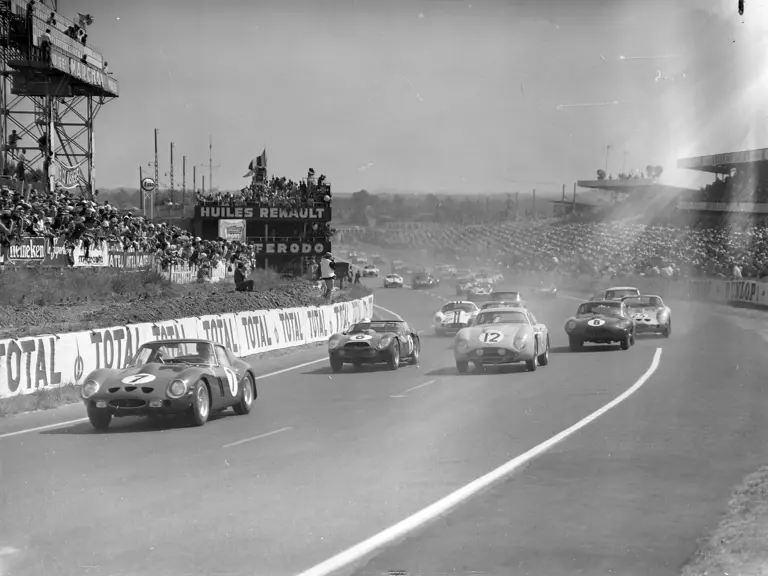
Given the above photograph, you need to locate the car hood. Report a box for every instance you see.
[570,314,626,325]
[335,331,391,345]
[458,323,530,343]
[627,306,660,315]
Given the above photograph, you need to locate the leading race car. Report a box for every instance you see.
[383,273,404,288]
[480,300,526,310]
[454,307,550,373]
[603,286,641,301]
[362,264,380,277]
[467,282,494,302]
[622,294,671,338]
[412,272,439,289]
[533,285,558,298]
[80,339,257,430]
[433,300,480,336]
[564,300,637,351]
[455,276,476,296]
[328,319,420,372]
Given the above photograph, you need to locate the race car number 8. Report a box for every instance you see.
[587,319,606,327]
[350,334,372,341]
[481,331,503,343]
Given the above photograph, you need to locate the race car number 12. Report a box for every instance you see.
[481,331,503,343]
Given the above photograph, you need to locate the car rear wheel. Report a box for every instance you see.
[569,337,583,352]
[330,357,344,372]
[620,335,631,350]
[233,373,255,416]
[456,360,469,374]
[189,381,210,427]
[87,406,111,431]
[388,342,400,370]
[526,344,538,371]
[537,336,550,366]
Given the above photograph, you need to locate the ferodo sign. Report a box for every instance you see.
[251,241,330,255]
[0,295,374,397]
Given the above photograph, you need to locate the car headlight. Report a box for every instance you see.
[455,339,470,352]
[167,379,188,399]
[513,333,527,349]
[377,336,393,349]
[328,338,341,350]
[81,378,100,399]
[565,320,576,331]
[434,314,443,322]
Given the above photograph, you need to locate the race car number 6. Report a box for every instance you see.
[587,319,606,327]
[481,331,504,343]
[350,334,372,341]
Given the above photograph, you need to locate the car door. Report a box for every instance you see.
[214,345,239,405]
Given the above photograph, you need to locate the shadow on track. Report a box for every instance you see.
[302,363,421,375]
[40,410,235,435]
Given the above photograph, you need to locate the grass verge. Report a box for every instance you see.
[681,465,768,576]
[0,267,372,339]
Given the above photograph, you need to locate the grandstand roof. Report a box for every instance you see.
[576,178,657,192]
[677,148,768,175]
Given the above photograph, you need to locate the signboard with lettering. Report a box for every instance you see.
[251,241,331,256]
[0,237,70,266]
[218,219,246,242]
[49,49,119,96]
[196,204,330,222]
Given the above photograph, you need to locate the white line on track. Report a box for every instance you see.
[295,347,664,576]
[222,426,293,448]
[389,379,437,398]
[373,304,403,320]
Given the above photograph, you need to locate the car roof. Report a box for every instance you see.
[360,318,403,323]
[621,294,662,299]
[606,286,640,291]
[580,299,622,306]
[445,300,474,305]
[477,306,530,314]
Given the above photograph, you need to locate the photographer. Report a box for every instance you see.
[319,252,336,301]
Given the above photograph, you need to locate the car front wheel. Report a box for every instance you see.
[87,406,111,431]
[189,381,211,427]
[330,357,344,372]
[388,342,400,370]
[233,373,255,416]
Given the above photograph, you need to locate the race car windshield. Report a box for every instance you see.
[605,289,639,299]
[129,342,215,366]
[442,303,475,313]
[624,297,662,308]
[348,321,401,334]
[474,311,529,325]
[482,301,522,309]
[577,302,624,317]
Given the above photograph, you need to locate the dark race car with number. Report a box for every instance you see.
[327,319,420,372]
[564,300,636,351]
[621,294,671,337]
[79,339,257,431]
[412,272,439,289]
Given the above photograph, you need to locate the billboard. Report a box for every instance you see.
[218,219,247,242]
[251,240,331,256]
[196,204,330,222]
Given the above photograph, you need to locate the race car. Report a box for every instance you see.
[490,291,525,304]
[328,319,420,372]
[383,273,404,288]
[372,254,386,265]
[467,282,494,302]
[455,275,476,296]
[80,339,257,430]
[433,300,480,336]
[564,299,637,351]
[622,294,671,337]
[412,272,439,289]
[480,300,526,310]
[362,264,380,277]
[479,269,504,283]
[354,255,369,264]
[604,286,641,301]
[435,264,457,277]
[392,259,406,273]
[589,289,606,301]
[454,307,550,373]
[533,285,558,298]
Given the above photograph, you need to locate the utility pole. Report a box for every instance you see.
[139,165,144,212]
[153,128,159,223]
[209,135,213,193]
[193,165,196,194]
[182,155,186,200]
[169,142,175,203]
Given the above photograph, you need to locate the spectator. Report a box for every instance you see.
[234,261,254,292]
[319,252,336,300]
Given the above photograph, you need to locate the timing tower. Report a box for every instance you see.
[0,0,118,199]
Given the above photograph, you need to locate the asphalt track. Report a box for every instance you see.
[2,281,768,576]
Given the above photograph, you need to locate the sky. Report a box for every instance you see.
[55,0,768,194]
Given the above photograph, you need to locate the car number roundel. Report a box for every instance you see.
[121,373,156,385]
[587,319,606,327]
[480,330,504,344]
[349,334,372,341]
[224,367,238,396]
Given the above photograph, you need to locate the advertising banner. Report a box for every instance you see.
[251,240,331,256]
[107,244,155,269]
[218,219,247,243]
[0,295,374,397]
[196,204,330,222]
[0,237,70,266]
[72,240,108,268]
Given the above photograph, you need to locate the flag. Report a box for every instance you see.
[243,148,267,178]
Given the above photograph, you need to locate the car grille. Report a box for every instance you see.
[345,342,371,349]
[108,386,155,394]
[108,399,147,409]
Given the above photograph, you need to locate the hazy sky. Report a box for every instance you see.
[62,0,768,193]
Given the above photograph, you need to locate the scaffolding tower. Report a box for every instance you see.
[0,0,118,199]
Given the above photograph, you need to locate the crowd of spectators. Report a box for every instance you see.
[684,168,768,204]
[196,168,332,208]
[337,215,768,281]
